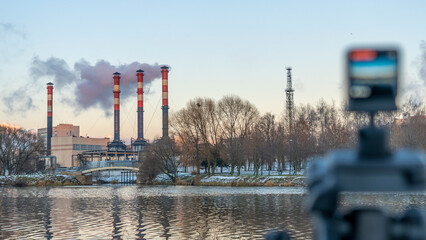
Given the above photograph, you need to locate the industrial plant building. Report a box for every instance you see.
[38,124,109,167]
[38,123,79,148]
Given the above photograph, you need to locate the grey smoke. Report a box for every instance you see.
[3,57,163,116]
[31,56,77,89]
[73,59,162,115]
[2,86,37,113]
[0,22,26,39]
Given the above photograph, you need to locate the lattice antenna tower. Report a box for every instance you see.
[285,67,295,136]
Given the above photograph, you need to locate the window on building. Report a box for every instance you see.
[73,144,103,151]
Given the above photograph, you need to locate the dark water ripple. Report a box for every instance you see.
[0,186,424,240]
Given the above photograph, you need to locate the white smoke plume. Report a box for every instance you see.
[2,57,164,116]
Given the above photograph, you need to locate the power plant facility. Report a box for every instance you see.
[38,66,171,171]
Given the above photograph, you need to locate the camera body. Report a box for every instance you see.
[306,47,426,240]
[347,48,398,112]
[307,147,426,240]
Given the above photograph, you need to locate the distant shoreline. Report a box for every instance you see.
[0,173,306,187]
[148,174,306,187]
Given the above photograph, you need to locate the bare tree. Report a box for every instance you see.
[257,113,277,174]
[138,145,161,184]
[148,137,181,183]
[274,122,287,174]
[170,108,202,174]
[186,98,223,175]
[246,122,263,175]
[391,98,426,150]
[218,95,259,175]
[0,125,44,175]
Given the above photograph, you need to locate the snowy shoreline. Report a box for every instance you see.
[0,173,306,187]
[153,173,306,187]
[0,174,80,186]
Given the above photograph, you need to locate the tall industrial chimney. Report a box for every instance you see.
[108,72,126,151]
[113,72,121,142]
[161,66,169,139]
[132,69,147,151]
[46,82,54,155]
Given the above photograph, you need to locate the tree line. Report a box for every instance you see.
[140,95,425,182]
[0,95,423,178]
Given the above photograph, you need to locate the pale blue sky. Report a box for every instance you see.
[1,0,425,141]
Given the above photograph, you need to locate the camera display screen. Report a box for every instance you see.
[347,48,398,111]
[350,54,396,84]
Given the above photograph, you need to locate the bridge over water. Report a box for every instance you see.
[66,160,140,183]
[81,166,138,175]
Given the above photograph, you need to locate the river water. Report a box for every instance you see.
[0,185,424,240]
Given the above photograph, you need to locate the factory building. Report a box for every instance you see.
[38,123,79,148]
[38,124,109,168]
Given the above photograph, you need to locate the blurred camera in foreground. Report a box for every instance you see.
[306,47,426,240]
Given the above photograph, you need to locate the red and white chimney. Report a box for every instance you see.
[133,69,147,151]
[108,72,126,151]
[46,82,54,155]
[161,66,169,138]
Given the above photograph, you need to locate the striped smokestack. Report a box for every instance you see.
[136,69,144,140]
[161,66,169,138]
[108,72,126,151]
[113,72,121,141]
[132,70,147,151]
[46,82,54,155]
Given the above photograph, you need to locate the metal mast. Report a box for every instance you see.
[285,67,294,136]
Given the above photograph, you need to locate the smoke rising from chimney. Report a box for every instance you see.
[2,56,163,115]
[73,60,162,115]
[31,56,76,89]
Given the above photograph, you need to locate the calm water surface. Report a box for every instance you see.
[0,185,424,240]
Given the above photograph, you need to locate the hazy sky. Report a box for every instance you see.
[1,0,425,142]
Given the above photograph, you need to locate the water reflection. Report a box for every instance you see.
[0,186,424,240]
[43,191,53,240]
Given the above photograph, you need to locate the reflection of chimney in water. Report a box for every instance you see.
[161,66,169,139]
[46,82,54,156]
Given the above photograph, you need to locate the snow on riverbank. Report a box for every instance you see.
[153,173,306,186]
[0,173,78,186]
